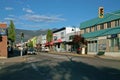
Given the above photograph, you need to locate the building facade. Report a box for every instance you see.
[53,27,80,52]
[0,23,8,58]
[80,10,120,57]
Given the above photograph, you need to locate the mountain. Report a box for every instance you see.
[15,28,57,43]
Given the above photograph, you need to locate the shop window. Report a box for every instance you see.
[119,38,120,50]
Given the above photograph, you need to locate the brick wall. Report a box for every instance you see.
[0,23,8,58]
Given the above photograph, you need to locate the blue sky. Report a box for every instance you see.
[0,0,120,30]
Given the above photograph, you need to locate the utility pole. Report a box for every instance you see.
[20,32,24,56]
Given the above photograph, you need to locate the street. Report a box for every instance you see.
[0,52,120,80]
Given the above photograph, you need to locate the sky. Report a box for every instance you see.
[0,0,120,30]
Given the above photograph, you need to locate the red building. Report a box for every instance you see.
[0,23,8,58]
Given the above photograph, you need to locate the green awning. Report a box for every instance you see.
[82,27,120,38]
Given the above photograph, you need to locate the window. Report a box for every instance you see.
[94,26,97,31]
[100,24,104,30]
[84,29,86,33]
[61,32,64,39]
[54,36,57,41]
[69,35,74,40]
[107,22,111,28]
[115,19,120,27]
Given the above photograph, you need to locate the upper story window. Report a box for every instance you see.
[107,22,111,28]
[115,19,120,27]
[94,25,97,31]
[54,36,57,41]
[84,29,86,33]
[61,32,64,39]
[100,24,104,30]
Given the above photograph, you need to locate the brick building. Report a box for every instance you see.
[0,23,8,58]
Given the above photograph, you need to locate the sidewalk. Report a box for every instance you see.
[49,51,120,61]
[0,56,27,63]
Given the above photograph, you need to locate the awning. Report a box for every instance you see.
[57,39,62,43]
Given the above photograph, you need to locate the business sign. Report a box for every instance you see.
[0,28,7,36]
[107,34,118,39]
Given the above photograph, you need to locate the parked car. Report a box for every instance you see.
[41,47,50,52]
[44,47,50,52]
[27,48,36,55]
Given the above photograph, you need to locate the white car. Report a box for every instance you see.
[42,47,50,52]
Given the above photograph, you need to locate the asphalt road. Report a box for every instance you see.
[0,52,120,80]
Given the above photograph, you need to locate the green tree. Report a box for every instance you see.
[46,29,53,42]
[28,41,33,48]
[8,20,16,46]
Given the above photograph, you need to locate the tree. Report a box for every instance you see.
[8,20,16,46]
[73,35,84,44]
[46,29,53,43]
[72,34,87,49]
[28,41,33,48]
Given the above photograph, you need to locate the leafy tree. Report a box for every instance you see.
[8,20,16,46]
[46,29,53,43]
[72,34,87,49]
[73,35,84,44]
[28,41,33,48]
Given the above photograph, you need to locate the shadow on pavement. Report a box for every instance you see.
[8,49,23,58]
[0,58,120,80]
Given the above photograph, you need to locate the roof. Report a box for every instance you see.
[82,27,120,38]
[80,10,120,29]
[53,27,65,33]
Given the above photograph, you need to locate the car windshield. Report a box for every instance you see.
[28,48,34,51]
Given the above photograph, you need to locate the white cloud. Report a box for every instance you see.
[5,7,14,10]
[4,17,15,21]
[23,8,34,13]
[22,14,65,23]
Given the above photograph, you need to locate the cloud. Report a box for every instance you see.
[22,14,65,23]
[5,7,14,10]
[23,8,34,13]
[4,17,15,21]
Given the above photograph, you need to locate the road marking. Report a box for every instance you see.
[31,63,39,72]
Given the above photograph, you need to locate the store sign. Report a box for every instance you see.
[111,34,117,38]
[0,28,7,36]
[107,34,117,39]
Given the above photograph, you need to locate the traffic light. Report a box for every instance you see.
[99,7,104,18]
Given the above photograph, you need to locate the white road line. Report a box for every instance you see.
[31,63,39,72]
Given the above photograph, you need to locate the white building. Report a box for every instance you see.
[41,34,47,47]
[53,27,80,52]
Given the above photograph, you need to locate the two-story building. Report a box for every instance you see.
[53,27,80,52]
[80,10,120,57]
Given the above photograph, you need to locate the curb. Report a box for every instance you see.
[49,52,120,61]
